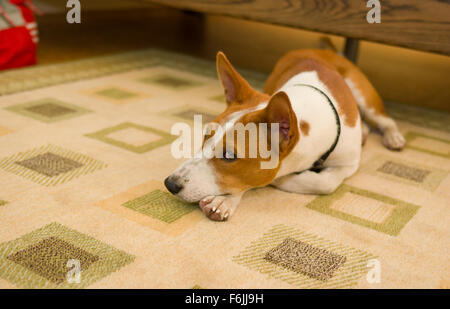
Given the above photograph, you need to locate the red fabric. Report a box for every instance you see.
[0,0,37,71]
[12,0,35,23]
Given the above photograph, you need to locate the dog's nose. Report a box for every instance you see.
[164,177,183,195]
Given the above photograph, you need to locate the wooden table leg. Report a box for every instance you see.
[344,38,360,63]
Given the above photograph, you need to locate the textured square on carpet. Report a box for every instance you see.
[0,223,134,288]
[16,152,84,177]
[5,98,91,123]
[139,73,203,89]
[0,144,106,186]
[122,189,196,223]
[264,237,347,281]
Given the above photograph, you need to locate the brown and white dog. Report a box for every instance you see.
[165,49,405,221]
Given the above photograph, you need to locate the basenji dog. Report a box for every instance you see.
[165,48,405,221]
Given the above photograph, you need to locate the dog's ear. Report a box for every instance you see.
[265,91,299,154]
[216,51,253,105]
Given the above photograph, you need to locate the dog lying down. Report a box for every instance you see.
[165,49,405,221]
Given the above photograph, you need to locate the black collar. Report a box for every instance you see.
[292,83,341,173]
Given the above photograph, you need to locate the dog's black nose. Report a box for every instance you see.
[164,177,182,195]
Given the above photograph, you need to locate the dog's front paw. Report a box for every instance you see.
[199,195,240,221]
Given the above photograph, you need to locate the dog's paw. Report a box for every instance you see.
[382,129,405,151]
[199,195,239,221]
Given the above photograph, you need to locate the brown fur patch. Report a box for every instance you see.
[299,120,310,136]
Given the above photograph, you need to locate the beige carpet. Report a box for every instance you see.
[0,49,448,289]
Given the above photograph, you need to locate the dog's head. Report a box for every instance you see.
[165,52,299,202]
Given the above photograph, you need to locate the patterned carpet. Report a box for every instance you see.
[0,49,448,289]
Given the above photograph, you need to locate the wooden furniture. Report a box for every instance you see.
[147,0,450,61]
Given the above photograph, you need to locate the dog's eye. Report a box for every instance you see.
[222,150,237,162]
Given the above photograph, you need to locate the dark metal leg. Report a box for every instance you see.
[180,10,206,53]
[344,38,360,63]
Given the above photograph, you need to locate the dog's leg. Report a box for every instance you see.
[271,165,357,195]
[199,193,243,221]
[345,78,405,150]
[360,106,405,150]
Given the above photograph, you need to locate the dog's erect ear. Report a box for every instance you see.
[216,51,253,105]
[265,91,299,154]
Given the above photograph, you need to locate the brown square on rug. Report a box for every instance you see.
[7,236,99,284]
[15,152,83,177]
[264,237,347,281]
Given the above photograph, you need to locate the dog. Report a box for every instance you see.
[165,48,405,221]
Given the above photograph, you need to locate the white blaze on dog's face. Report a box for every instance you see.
[164,52,299,203]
